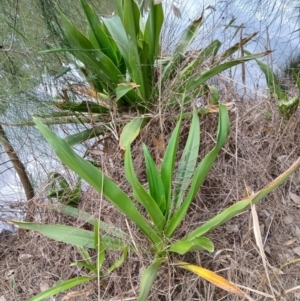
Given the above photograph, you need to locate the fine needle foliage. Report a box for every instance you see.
[12,103,300,300]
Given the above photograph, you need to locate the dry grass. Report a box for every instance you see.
[1,97,300,301]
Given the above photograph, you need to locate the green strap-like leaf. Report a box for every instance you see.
[27,276,94,301]
[137,257,166,301]
[103,16,130,66]
[70,261,97,273]
[119,117,144,150]
[54,100,109,113]
[244,50,287,100]
[11,221,124,250]
[59,11,125,86]
[103,15,146,102]
[123,0,140,45]
[34,119,161,245]
[144,0,164,64]
[81,0,118,64]
[172,109,200,211]
[49,203,130,240]
[185,51,271,93]
[105,246,128,276]
[64,127,104,147]
[160,114,182,216]
[125,145,166,233]
[94,220,105,274]
[162,14,204,81]
[143,144,166,213]
[166,105,230,237]
[184,156,300,241]
[169,237,214,255]
[116,85,136,101]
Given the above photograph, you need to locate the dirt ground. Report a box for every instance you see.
[1,99,300,301]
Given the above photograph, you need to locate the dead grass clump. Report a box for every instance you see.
[1,97,300,300]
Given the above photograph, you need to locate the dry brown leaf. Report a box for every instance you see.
[293,246,300,256]
[18,253,32,261]
[251,203,276,298]
[40,281,50,292]
[4,269,15,281]
[295,225,300,239]
[117,82,139,88]
[283,215,294,225]
[61,288,93,301]
[152,132,165,165]
[289,191,300,205]
[283,238,297,246]
[277,155,287,162]
[172,4,182,18]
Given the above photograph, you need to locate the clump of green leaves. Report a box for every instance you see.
[12,104,300,300]
[37,0,270,144]
[13,217,127,301]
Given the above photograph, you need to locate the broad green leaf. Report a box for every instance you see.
[125,145,166,232]
[27,276,94,301]
[119,117,144,150]
[169,237,214,255]
[176,262,245,298]
[49,204,130,241]
[64,127,104,147]
[166,105,230,237]
[103,16,145,103]
[59,11,124,86]
[34,119,161,245]
[160,115,182,215]
[116,84,136,101]
[138,39,153,101]
[144,1,164,64]
[142,144,166,213]
[208,85,219,105]
[137,257,166,301]
[244,50,286,100]
[11,221,124,250]
[128,37,150,100]
[81,0,118,64]
[172,109,200,211]
[114,0,123,21]
[184,156,300,241]
[11,220,124,250]
[103,16,130,65]
[123,0,140,45]
[185,51,271,93]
